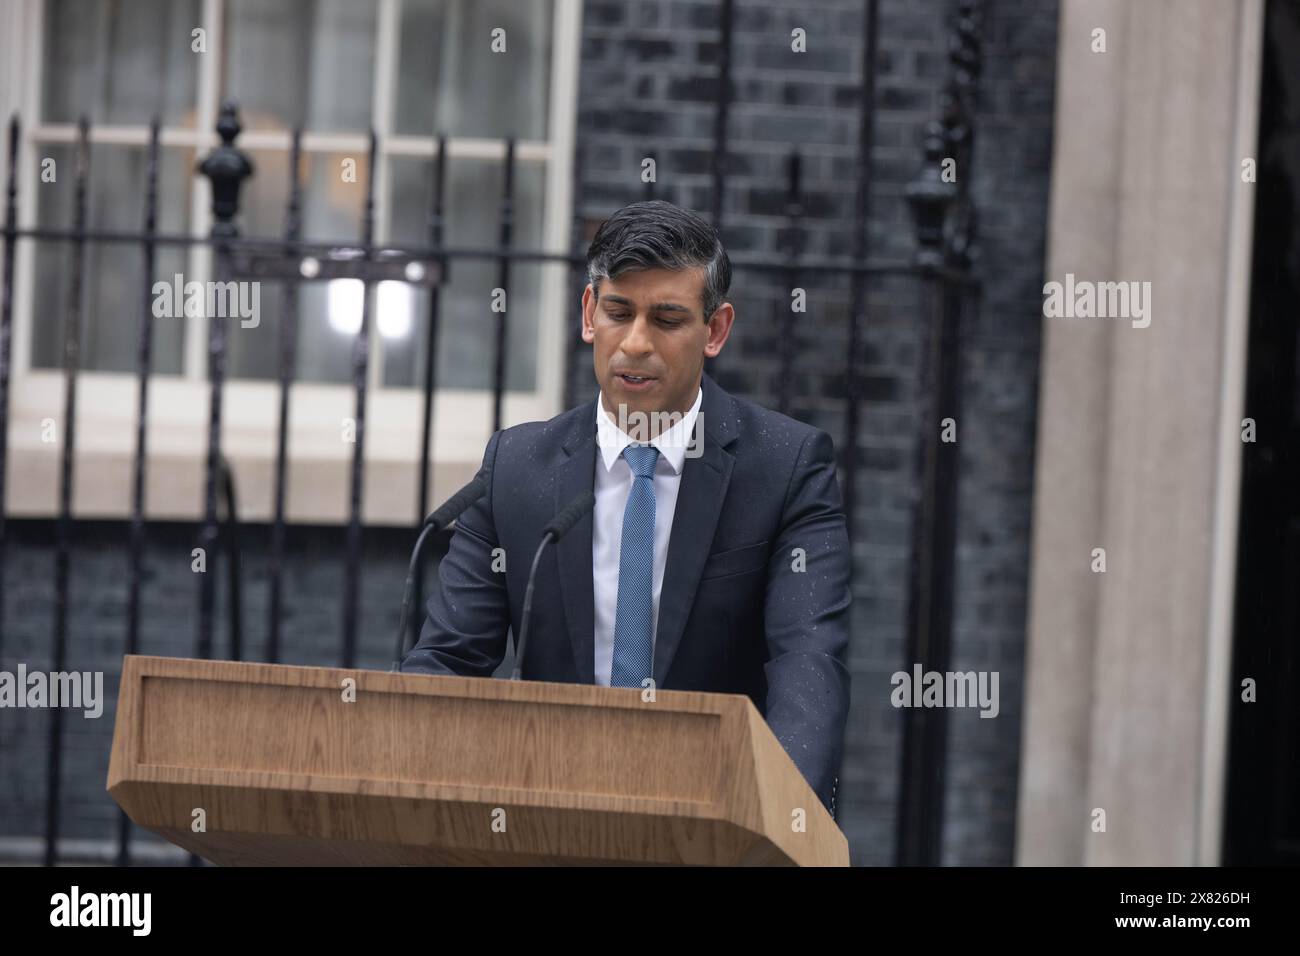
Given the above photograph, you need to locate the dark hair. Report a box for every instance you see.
[586,199,731,321]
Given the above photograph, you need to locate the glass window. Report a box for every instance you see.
[223,0,376,134]
[382,154,545,391]
[31,144,192,374]
[395,0,553,140]
[30,0,560,393]
[223,148,370,384]
[42,0,202,127]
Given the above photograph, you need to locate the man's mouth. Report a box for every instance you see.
[616,373,656,385]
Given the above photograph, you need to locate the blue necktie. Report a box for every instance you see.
[611,443,660,688]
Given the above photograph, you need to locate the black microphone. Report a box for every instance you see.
[392,477,488,668]
[425,477,488,534]
[511,491,596,681]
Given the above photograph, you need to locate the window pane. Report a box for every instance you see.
[382,155,544,392]
[223,0,376,134]
[231,149,369,242]
[394,0,552,139]
[224,149,372,383]
[42,0,201,127]
[32,144,191,374]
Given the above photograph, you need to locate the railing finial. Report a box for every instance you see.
[198,100,254,238]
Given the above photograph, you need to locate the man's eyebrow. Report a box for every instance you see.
[602,294,694,315]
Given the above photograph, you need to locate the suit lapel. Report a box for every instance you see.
[653,374,738,687]
[556,404,598,684]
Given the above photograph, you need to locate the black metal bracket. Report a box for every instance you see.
[226,246,443,286]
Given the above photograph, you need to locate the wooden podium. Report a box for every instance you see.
[107,655,848,866]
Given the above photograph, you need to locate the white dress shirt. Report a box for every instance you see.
[592,382,703,686]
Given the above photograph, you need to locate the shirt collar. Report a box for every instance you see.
[595,381,703,476]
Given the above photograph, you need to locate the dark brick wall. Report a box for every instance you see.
[569,0,1058,865]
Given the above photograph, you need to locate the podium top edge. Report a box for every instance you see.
[117,654,760,716]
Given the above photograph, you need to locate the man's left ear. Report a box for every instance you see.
[704,302,735,358]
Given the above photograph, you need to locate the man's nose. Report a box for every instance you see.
[621,315,654,355]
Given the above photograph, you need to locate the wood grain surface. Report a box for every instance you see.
[107,655,848,866]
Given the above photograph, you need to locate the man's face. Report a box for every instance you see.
[581,266,734,428]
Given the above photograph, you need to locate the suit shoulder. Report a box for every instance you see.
[728,392,831,459]
[492,401,589,458]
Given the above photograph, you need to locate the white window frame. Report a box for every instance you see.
[0,0,581,526]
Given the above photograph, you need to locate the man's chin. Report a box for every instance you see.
[605,396,652,421]
[604,388,666,426]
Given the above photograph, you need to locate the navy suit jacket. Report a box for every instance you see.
[401,373,852,815]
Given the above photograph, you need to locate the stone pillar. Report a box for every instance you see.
[1017,0,1263,865]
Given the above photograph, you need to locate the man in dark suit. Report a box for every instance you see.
[402,200,851,816]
